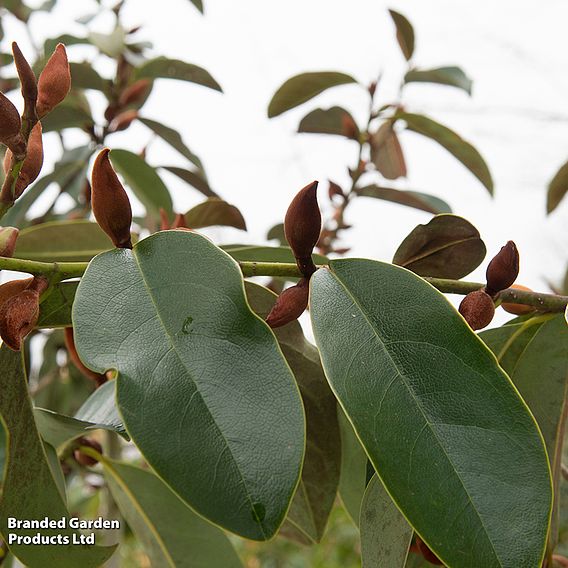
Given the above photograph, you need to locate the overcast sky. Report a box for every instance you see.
[2,0,568,324]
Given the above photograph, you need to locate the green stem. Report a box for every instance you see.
[0,256,566,312]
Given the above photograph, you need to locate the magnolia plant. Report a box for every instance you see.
[0,3,567,568]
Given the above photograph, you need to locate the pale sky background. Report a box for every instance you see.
[2,0,568,326]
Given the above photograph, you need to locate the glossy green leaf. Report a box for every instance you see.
[397,112,493,193]
[389,10,415,60]
[0,346,116,567]
[547,159,568,214]
[73,231,305,540]
[109,149,173,219]
[360,475,413,568]
[162,166,216,198]
[245,282,340,543]
[183,198,246,230]
[337,409,367,526]
[222,244,327,266]
[104,459,241,567]
[310,258,552,568]
[370,122,407,180]
[404,66,472,95]
[15,221,115,261]
[268,72,357,118]
[355,185,451,214]
[69,62,106,92]
[139,118,203,170]
[134,57,222,91]
[298,106,360,139]
[393,214,486,278]
[40,102,94,133]
[37,281,78,329]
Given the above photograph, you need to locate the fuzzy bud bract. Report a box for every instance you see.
[0,288,40,351]
[9,121,44,198]
[36,44,71,118]
[0,92,24,154]
[64,327,107,386]
[486,240,519,297]
[118,79,151,107]
[459,289,495,331]
[265,278,309,328]
[12,42,38,111]
[91,148,133,249]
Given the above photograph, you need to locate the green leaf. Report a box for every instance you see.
[44,34,88,55]
[139,118,204,170]
[109,149,173,219]
[547,159,568,214]
[37,282,78,328]
[310,258,552,568]
[0,346,116,567]
[337,409,367,526]
[393,214,486,278]
[69,62,106,92]
[161,166,217,198]
[360,475,413,568]
[0,53,13,67]
[389,10,415,60]
[355,185,451,214]
[187,0,204,13]
[245,282,340,543]
[134,57,222,92]
[298,106,360,139]
[404,66,472,95]
[40,102,94,133]
[104,459,242,567]
[268,72,357,118]
[35,381,127,450]
[88,26,126,57]
[396,112,493,193]
[183,198,246,230]
[15,220,116,261]
[73,231,305,540]
[222,244,328,266]
[370,122,407,180]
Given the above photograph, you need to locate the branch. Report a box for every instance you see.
[0,256,566,313]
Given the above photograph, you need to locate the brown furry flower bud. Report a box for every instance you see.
[36,44,71,118]
[91,148,133,249]
[12,121,43,198]
[265,278,309,328]
[74,437,103,467]
[284,181,321,277]
[416,537,443,565]
[12,42,37,113]
[0,92,25,155]
[459,289,495,331]
[64,327,107,386]
[0,227,19,257]
[486,241,519,297]
[0,277,32,307]
[118,79,151,107]
[0,288,40,350]
[108,109,138,133]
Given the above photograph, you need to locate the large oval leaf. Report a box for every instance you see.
[72,231,305,540]
[0,346,116,567]
[183,198,247,230]
[397,112,493,193]
[298,106,360,139]
[355,185,451,215]
[393,214,485,278]
[103,459,242,568]
[360,475,413,568]
[268,72,357,118]
[547,159,568,214]
[15,220,115,261]
[404,66,472,95]
[310,258,552,568]
[109,149,173,219]
[389,10,414,60]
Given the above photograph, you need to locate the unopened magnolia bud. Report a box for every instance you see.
[265,279,309,328]
[0,288,40,350]
[284,181,321,277]
[118,79,151,107]
[74,437,103,467]
[13,121,43,198]
[486,240,519,297]
[501,284,536,315]
[459,290,495,331]
[0,277,32,307]
[64,327,106,386]
[0,227,19,257]
[108,109,138,132]
[159,207,170,230]
[12,42,37,109]
[172,213,188,229]
[416,537,443,566]
[36,44,71,118]
[0,93,24,154]
[91,148,133,249]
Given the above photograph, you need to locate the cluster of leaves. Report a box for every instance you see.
[0,3,566,568]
